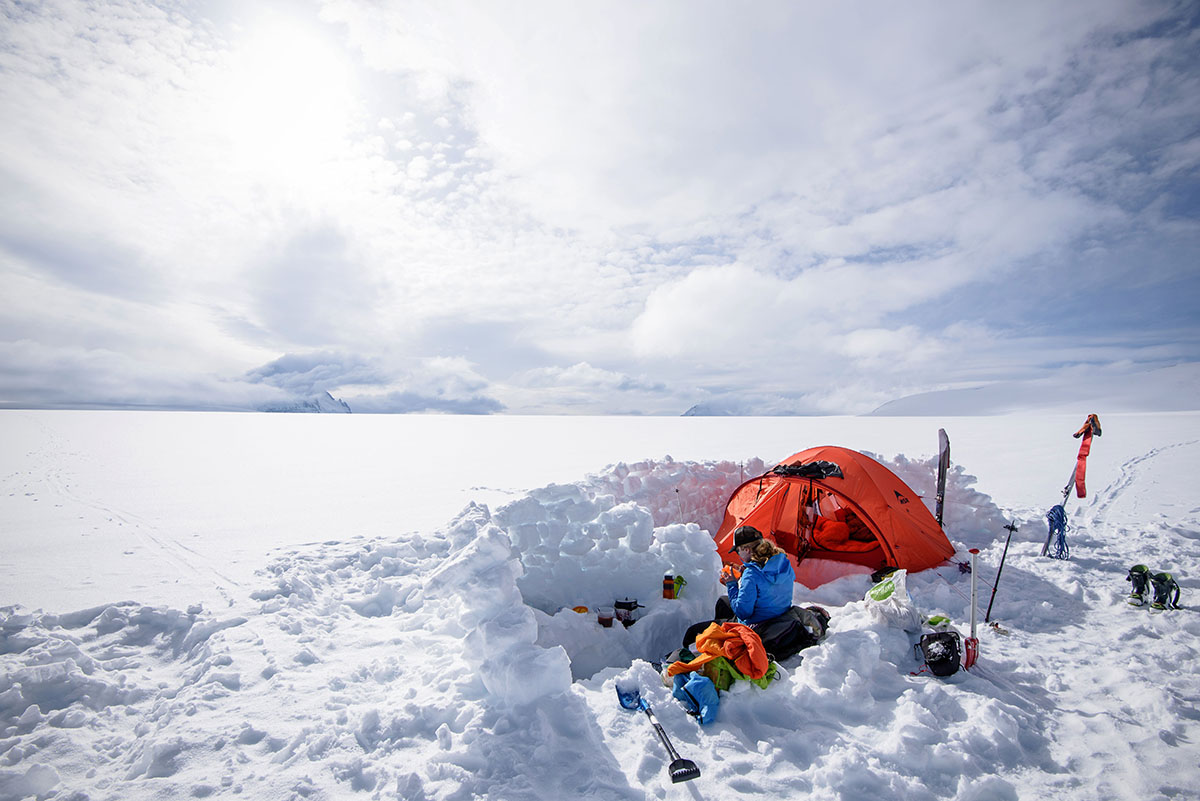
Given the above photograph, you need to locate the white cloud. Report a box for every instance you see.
[838,327,945,371]
[1,0,1197,414]
[630,264,782,359]
[320,0,1169,233]
[629,258,966,366]
[340,356,504,413]
[500,362,673,415]
[0,338,288,411]
[519,363,624,390]
[406,155,431,180]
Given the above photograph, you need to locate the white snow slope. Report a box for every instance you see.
[1,410,1198,801]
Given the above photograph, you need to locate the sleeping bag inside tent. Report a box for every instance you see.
[715,445,956,588]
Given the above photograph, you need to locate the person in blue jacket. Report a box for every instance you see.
[722,525,795,624]
[681,525,798,646]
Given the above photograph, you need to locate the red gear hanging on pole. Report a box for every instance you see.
[1044,415,1102,558]
[1069,414,1102,499]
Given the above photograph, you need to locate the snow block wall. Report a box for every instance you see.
[578,456,768,535]
[489,458,765,678]
[425,505,573,705]
[874,450,1011,548]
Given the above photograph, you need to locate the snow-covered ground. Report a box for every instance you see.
[1,410,1198,800]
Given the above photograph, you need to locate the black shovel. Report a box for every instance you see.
[615,682,701,783]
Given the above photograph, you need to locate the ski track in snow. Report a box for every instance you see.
[1081,438,1200,528]
[2,417,244,611]
[3,427,1200,800]
[53,478,243,609]
[979,438,1200,801]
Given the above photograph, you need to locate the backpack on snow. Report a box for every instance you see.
[753,605,830,661]
[916,631,962,677]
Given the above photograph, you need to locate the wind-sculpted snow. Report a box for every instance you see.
[2,446,1199,800]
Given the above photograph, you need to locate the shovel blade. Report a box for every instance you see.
[669,757,701,783]
[615,683,642,711]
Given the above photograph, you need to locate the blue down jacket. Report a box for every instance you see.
[727,552,795,624]
[672,673,719,724]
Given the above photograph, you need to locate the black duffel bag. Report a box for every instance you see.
[753,605,830,661]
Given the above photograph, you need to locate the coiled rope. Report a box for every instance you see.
[1045,505,1070,560]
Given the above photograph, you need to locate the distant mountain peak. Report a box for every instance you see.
[260,391,351,414]
[682,403,737,417]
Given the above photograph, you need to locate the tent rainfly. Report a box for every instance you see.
[715,445,956,587]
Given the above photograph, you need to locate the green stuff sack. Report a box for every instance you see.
[865,569,921,631]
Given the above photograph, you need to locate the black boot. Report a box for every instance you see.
[1150,572,1181,611]
[1127,564,1150,607]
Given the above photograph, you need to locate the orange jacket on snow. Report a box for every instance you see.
[666,622,770,680]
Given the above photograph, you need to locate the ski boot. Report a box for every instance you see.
[1149,572,1181,612]
[1126,564,1151,607]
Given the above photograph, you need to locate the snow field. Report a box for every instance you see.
[1,413,1198,800]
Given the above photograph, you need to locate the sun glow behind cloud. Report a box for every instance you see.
[214,18,361,187]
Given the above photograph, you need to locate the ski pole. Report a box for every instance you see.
[964,548,979,669]
[985,522,1018,623]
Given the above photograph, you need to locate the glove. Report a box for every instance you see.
[720,564,742,584]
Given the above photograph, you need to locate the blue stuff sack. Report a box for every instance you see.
[672,673,719,724]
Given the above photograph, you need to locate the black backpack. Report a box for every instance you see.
[917,631,962,676]
[754,605,830,661]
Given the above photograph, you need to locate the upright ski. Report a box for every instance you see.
[935,428,950,527]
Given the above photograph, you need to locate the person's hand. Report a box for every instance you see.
[721,564,742,584]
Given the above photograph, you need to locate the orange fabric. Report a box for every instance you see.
[1073,414,1101,439]
[1074,429,1093,498]
[811,517,877,553]
[1072,414,1101,498]
[667,622,770,680]
[813,516,850,546]
[834,508,874,541]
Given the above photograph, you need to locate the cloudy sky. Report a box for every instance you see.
[1,0,1197,415]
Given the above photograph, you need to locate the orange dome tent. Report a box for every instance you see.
[715,446,955,588]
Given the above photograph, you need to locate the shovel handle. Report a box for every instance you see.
[642,705,683,761]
